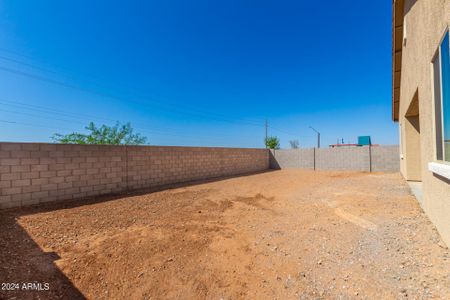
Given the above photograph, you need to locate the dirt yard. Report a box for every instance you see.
[1,170,450,299]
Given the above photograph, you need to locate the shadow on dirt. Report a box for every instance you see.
[0,212,86,299]
[0,170,276,299]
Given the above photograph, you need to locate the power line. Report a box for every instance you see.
[0,49,328,139]
[0,54,63,77]
[0,53,264,126]
[0,118,262,145]
[265,119,268,148]
[0,102,317,146]
[0,98,122,124]
[0,64,265,128]
[0,100,263,140]
[0,47,37,60]
[269,125,315,139]
[0,50,315,143]
[0,119,75,132]
[0,94,313,145]
[0,107,88,124]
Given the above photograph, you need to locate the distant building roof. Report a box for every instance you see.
[329,144,360,148]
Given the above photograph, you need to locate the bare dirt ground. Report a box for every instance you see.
[1,170,450,299]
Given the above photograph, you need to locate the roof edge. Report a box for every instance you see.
[392,0,404,122]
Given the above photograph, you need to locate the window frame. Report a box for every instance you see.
[432,28,450,163]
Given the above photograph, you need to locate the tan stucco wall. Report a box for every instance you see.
[398,0,450,245]
[404,115,422,180]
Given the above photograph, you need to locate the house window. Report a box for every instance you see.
[433,30,450,162]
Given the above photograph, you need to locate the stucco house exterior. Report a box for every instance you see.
[392,0,450,246]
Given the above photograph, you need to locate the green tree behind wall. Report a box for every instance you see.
[52,122,147,145]
[264,136,280,149]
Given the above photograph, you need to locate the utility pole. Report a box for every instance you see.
[309,126,321,148]
[318,132,321,148]
[265,119,268,148]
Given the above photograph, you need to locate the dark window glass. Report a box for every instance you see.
[434,51,443,160]
[441,32,450,161]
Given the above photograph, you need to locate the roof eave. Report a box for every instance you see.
[392,0,404,122]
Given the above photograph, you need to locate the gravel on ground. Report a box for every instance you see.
[1,170,449,299]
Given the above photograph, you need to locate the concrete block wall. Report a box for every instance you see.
[0,143,269,209]
[371,145,400,172]
[316,147,370,171]
[270,146,400,173]
[269,149,315,169]
[0,142,399,209]
[126,146,269,190]
[0,143,127,209]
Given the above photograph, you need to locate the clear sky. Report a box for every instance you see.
[0,0,397,148]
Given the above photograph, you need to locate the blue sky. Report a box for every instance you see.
[0,0,397,148]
